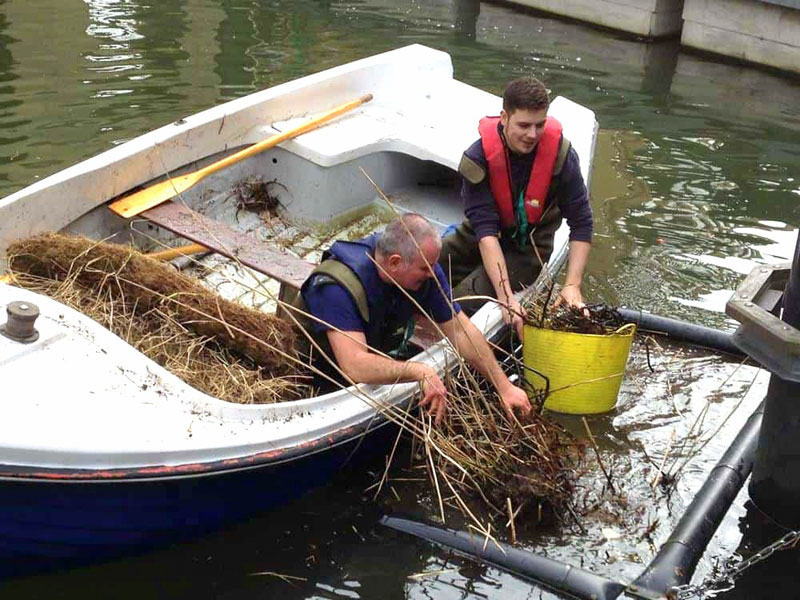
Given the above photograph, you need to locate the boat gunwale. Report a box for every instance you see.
[0,408,396,483]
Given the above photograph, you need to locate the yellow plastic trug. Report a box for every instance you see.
[523,322,636,414]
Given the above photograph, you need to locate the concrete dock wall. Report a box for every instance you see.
[682,0,800,74]
[500,0,800,75]
[506,0,685,37]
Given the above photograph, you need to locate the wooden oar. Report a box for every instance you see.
[146,242,209,262]
[0,243,209,284]
[109,93,373,219]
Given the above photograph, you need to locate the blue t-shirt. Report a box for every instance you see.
[305,261,461,335]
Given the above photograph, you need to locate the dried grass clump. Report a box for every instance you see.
[230,177,283,219]
[8,233,296,372]
[7,234,310,404]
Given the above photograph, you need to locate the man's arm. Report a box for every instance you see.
[477,235,524,339]
[440,311,531,418]
[326,329,448,424]
[555,147,593,308]
[555,239,591,307]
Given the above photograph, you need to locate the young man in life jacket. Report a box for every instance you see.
[439,77,593,338]
[293,213,531,424]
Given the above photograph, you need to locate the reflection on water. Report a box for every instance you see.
[0,0,799,597]
[734,223,798,263]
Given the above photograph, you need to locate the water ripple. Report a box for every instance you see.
[84,0,144,42]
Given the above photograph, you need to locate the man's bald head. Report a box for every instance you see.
[376,213,441,263]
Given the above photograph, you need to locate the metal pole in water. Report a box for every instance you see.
[748,232,800,526]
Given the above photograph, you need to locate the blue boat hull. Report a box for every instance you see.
[0,415,397,578]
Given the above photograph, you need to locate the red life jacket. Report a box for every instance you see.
[478,115,563,229]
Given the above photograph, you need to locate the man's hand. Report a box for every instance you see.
[417,366,448,425]
[502,297,525,340]
[554,283,585,310]
[327,332,449,424]
[498,381,532,420]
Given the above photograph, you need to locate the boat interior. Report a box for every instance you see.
[66,147,466,316]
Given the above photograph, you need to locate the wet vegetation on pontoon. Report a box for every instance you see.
[432,359,581,522]
[368,300,591,540]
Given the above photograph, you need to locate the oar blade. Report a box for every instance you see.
[107,172,200,218]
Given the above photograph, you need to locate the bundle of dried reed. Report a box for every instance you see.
[7,234,310,404]
[371,350,582,541]
[8,233,297,373]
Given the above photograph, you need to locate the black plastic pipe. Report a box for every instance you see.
[618,308,743,357]
[783,232,800,327]
[381,515,625,600]
[627,401,764,599]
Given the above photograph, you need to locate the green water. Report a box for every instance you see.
[2,1,799,598]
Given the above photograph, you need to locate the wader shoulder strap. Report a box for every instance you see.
[554,137,571,177]
[312,259,370,323]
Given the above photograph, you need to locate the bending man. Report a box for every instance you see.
[294,213,531,423]
[439,76,593,338]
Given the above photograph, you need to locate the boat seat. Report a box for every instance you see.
[271,78,496,171]
[141,201,440,350]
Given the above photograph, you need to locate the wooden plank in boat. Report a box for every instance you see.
[142,201,314,290]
